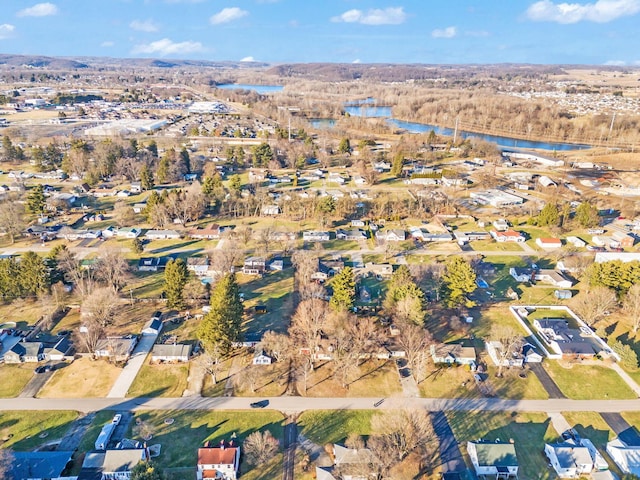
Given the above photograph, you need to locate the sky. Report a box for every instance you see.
[1,0,640,65]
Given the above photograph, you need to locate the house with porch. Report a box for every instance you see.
[430,343,476,365]
[197,441,240,480]
[467,441,519,479]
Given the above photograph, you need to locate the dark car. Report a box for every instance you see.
[34,365,52,374]
[250,400,269,409]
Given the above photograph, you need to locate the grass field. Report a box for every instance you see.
[300,359,401,397]
[298,410,374,445]
[0,410,78,451]
[127,361,189,397]
[0,298,45,327]
[446,410,557,480]
[240,269,295,335]
[38,357,122,398]
[0,364,35,397]
[234,361,289,397]
[544,361,636,400]
[127,410,285,474]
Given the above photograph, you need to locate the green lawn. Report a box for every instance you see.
[298,410,374,445]
[240,269,295,335]
[561,411,615,448]
[544,361,636,399]
[127,361,190,397]
[446,410,557,480]
[0,410,79,451]
[0,364,35,397]
[127,410,285,474]
[470,240,523,252]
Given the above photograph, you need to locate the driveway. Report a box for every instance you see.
[19,366,55,398]
[529,363,566,399]
[107,334,158,398]
[430,411,467,473]
[600,412,640,445]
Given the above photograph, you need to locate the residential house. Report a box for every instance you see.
[566,236,587,248]
[453,231,491,243]
[79,448,149,480]
[184,173,198,182]
[373,161,391,172]
[422,232,454,242]
[43,336,72,361]
[145,229,181,240]
[536,237,562,249]
[612,230,636,248]
[493,219,510,231]
[10,451,74,480]
[187,257,210,276]
[94,336,138,362]
[491,230,525,243]
[312,259,345,281]
[116,190,131,198]
[336,228,367,241]
[116,227,142,239]
[376,229,406,242]
[151,343,191,363]
[142,318,163,336]
[261,204,280,216]
[544,441,593,478]
[533,318,598,358]
[351,219,368,227]
[252,351,273,365]
[328,173,346,185]
[132,203,146,214]
[130,182,142,193]
[102,226,117,238]
[197,441,240,480]
[4,341,43,363]
[430,343,476,365]
[269,259,284,271]
[607,437,640,476]
[137,256,173,272]
[303,231,331,242]
[509,268,573,288]
[189,224,223,240]
[365,263,393,277]
[557,256,586,274]
[353,175,367,186]
[595,252,640,263]
[467,441,519,478]
[485,341,525,368]
[243,257,267,275]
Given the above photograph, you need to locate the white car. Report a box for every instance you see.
[112,414,122,425]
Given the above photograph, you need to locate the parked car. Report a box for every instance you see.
[250,400,269,409]
[34,365,51,374]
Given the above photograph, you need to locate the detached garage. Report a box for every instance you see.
[151,344,191,363]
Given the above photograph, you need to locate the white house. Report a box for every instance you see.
[142,318,163,336]
[151,343,191,363]
[544,442,593,478]
[187,257,210,276]
[116,227,142,239]
[536,237,562,249]
[566,236,587,248]
[261,204,280,216]
[252,351,273,365]
[607,438,640,476]
[303,231,331,242]
[145,229,181,240]
[430,343,476,365]
[493,219,510,231]
[197,442,240,480]
[491,230,526,243]
[467,441,519,478]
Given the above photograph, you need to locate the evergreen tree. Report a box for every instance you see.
[19,251,50,296]
[156,154,171,184]
[330,266,356,312]
[338,137,351,155]
[147,140,158,158]
[251,142,273,167]
[442,257,477,308]
[130,461,164,480]
[140,165,154,191]
[576,202,600,228]
[164,258,189,309]
[229,175,242,193]
[383,265,425,325]
[535,203,560,226]
[0,257,24,300]
[179,147,191,174]
[390,152,404,177]
[132,237,144,254]
[197,273,243,354]
[26,184,46,214]
[235,146,245,165]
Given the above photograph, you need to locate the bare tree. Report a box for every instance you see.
[82,286,120,327]
[133,417,155,441]
[395,320,432,383]
[243,430,280,466]
[623,284,640,334]
[208,243,241,276]
[167,182,206,225]
[259,331,292,362]
[0,448,15,479]
[489,325,524,377]
[289,298,328,370]
[345,433,365,450]
[295,357,314,396]
[201,346,224,385]
[183,276,209,305]
[94,247,130,291]
[74,319,104,354]
[236,365,261,393]
[57,249,94,298]
[113,200,136,227]
[0,199,25,244]
[572,286,617,327]
[369,409,434,463]
[291,249,318,295]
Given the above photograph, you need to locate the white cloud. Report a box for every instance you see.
[130,19,160,32]
[331,7,407,25]
[352,59,362,64]
[210,7,248,25]
[16,2,58,17]
[101,41,115,47]
[240,56,255,62]
[131,38,204,56]
[604,59,626,65]
[526,0,640,23]
[0,24,15,39]
[432,26,457,38]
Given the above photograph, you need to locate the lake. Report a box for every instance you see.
[215,84,283,94]
[308,118,337,129]
[344,105,392,118]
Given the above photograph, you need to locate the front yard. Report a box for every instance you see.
[0,410,78,451]
[127,360,190,397]
[543,361,636,400]
[0,364,35,397]
[37,357,122,398]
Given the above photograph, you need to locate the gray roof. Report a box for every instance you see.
[471,442,518,467]
[11,451,74,479]
[151,343,191,358]
[546,443,593,468]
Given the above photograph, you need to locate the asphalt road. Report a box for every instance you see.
[282,417,298,480]
[3,396,640,414]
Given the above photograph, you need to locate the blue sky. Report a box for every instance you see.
[1,0,640,65]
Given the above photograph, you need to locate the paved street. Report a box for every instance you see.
[3,396,640,414]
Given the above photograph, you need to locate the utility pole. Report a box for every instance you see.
[453,117,459,143]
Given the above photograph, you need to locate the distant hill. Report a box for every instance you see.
[0,54,88,69]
